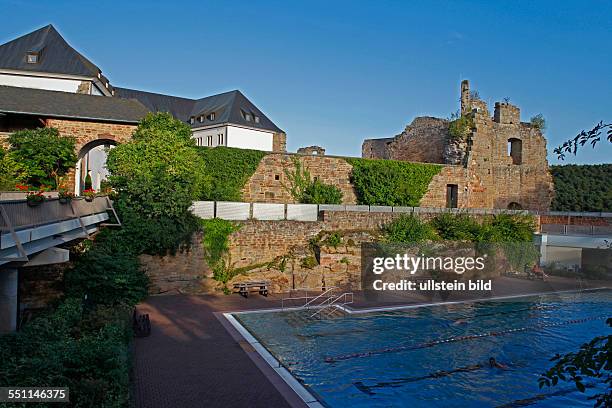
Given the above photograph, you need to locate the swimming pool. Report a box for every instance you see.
[233,290,611,407]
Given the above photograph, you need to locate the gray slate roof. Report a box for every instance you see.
[0,25,283,132]
[0,25,101,78]
[0,85,149,123]
[115,87,283,133]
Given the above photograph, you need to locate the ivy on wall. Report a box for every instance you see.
[197,146,266,201]
[344,158,442,206]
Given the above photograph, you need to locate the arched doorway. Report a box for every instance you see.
[74,139,117,195]
[507,202,523,210]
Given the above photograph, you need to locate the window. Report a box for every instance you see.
[26,52,39,64]
[190,117,195,125]
[218,133,224,145]
[274,174,280,181]
[254,116,260,124]
[446,184,458,208]
[199,116,204,123]
[508,138,522,165]
[207,112,215,121]
[207,135,213,146]
[245,113,252,121]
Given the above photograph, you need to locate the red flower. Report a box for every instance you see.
[15,184,29,191]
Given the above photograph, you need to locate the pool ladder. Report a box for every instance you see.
[281,287,354,319]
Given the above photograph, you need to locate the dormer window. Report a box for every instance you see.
[26,52,39,64]
[245,113,252,121]
[199,116,204,123]
[207,112,215,121]
[254,116,260,124]
[189,117,195,125]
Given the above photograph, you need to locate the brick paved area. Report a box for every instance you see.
[132,294,296,408]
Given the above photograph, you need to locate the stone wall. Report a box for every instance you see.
[360,81,554,211]
[45,118,136,192]
[142,209,533,295]
[242,152,358,204]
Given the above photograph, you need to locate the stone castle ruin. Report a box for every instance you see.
[362,80,554,210]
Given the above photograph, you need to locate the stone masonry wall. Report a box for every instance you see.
[141,209,536,294]
[45,118,136,192]
[242,152,358,204]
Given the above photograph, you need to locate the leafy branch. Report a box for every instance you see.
[539,318,611,407]
[554,121,612,160]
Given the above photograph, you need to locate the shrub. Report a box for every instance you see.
[0,299,132,408]
[345,158,442,206]
[106,112,209,220]
[302,179,343,204]
[0,146,28,190]
[197,146,265,201]
[64,247,148,306]
[530,114,547,132]
[430,212,481,241]
[384,215,438,243]
[283,156,343,204]
[324,232,342,248]
[7,127,76,189]
[448,114,474,141]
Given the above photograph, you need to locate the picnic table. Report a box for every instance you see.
[233,280,270,298]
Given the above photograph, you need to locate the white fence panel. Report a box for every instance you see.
[287,204,318,221]
[190,201,215,219]
[253,203,285,220]
[370,205,392,213]
[216,202,250,220]
[345,205,370,212]
[319,204,345,211]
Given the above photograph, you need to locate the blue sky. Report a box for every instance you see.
[1,0,610,164]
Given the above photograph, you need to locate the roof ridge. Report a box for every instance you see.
[116,86,197,102]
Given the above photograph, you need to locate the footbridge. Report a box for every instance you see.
[0,196,118,332]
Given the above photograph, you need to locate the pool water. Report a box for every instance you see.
[235,290,611,408]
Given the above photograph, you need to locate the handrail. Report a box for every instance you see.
[281,287,338,310]
[302,287,338,309]
[310,292,354,319]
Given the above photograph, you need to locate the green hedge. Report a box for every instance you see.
[345,158,442,206]
[550,164,611,212]
[197,146,265,201]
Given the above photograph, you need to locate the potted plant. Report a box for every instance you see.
[58,189,74,204]
[26,191,46,207]
[83,188,96,202]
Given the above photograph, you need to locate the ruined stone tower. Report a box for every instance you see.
[361,80,554,211]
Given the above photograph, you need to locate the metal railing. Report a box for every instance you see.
[310,292,354,319]
[0,196,113,232]
[540,223,612,236]
[281,287,338,310]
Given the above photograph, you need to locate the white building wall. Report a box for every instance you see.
[192,126,227,147]
[0,73,85,93]
[226,125,273,151]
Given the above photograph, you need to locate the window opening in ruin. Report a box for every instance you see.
[508,138,522,165]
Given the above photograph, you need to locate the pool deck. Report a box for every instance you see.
[132,276,609,408]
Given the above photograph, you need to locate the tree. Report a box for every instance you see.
[539,318,611,408]
[105,112,209,220]
[555,121,612,160]
[8,128,76,188]
[0,145,28,190]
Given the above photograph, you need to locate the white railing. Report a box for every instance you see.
[190,200,612,223]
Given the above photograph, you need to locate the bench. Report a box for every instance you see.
[233,281,270,298]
